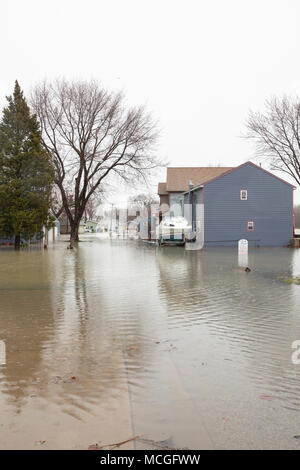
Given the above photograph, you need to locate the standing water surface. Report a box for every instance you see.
[1,235,300,449]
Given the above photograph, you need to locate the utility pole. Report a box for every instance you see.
[109,203,114,238]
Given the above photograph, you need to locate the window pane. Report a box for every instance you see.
[170,194,184,216]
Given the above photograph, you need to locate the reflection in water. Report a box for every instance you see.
[157,247,300,410]
[0,250,55,411]
[1,238,300,449]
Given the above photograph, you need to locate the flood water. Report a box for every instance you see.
[1,235,300,449]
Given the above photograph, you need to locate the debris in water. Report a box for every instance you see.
[35,440,46,446]
[48,376,63,384]
[48,376,79,384]
[259,394,274,400]
[138,437,183,450]
[88,435,143,450]
[31,378,41,384]
[88,443,102,450]
[64,376,78,383]
[232,266,251,272]
[165,344,177,352]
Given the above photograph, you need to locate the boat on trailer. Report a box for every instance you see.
[156,216,192,246]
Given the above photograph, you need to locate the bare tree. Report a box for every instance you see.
[128,192,159,210]
[128,192,159,240]
[31,79,160,247]
[50,186,64,219]
[83,192,103,221]
[246,96,300,186]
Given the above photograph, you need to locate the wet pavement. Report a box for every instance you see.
[1,235,300,449]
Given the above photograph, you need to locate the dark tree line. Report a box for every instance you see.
[0,82,54,249]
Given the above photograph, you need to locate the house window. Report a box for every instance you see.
[247,220,255,232]
[169,193,184,216]
[240,189,248,200]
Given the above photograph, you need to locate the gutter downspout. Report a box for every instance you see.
[189,180,194,230]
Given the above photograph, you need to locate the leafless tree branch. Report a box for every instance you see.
[245,95,300,186]
[31,79,161,246]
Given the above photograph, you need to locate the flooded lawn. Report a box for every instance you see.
[1,235,300,449]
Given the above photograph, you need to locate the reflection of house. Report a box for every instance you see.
[0,236,13,247]
[85,220,98,232]
[59,217,85,234]
[159,162,295,247]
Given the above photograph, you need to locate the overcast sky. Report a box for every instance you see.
[1,0,300,201]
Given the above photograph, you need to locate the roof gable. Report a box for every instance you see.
[158,182,168,195]
[202,161,296,189]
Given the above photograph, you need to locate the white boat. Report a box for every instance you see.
[156,216,192,245]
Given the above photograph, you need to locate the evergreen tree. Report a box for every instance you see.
[0,81,54,249]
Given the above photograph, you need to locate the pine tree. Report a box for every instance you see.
[0,81,54,249]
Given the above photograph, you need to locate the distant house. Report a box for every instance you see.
[0,236,14,247]
[85,220,98,232]
[59,217,85,235]
[44,218,60,245]
[0,214,60,247]
[158,162,295,247]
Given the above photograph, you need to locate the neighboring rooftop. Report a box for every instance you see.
[158,182,168,195]
[158,167,233,194]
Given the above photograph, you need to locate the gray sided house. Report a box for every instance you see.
[158,162,295,247]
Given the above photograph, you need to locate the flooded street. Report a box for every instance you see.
[1,236,300,449]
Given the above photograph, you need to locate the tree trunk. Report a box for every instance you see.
[69,222,80,249]
[15,234,21,250]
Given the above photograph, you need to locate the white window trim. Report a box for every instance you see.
[240,189,248,200]
[247,220,255,232]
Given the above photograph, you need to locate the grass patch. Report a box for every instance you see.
[278,276,300,285]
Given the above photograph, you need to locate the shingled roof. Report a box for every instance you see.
[158,182,168,195]
[159,167,233,193]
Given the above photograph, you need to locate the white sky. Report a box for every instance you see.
[1,0,300,202]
